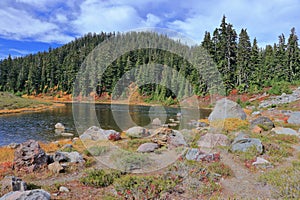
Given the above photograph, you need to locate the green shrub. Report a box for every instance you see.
[267,81,292,95]
[114,174,180,199]
[88,146,109,156]
[259,163,300,199]
[80,169,123,188]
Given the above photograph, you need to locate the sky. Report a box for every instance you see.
[0,0,299,60]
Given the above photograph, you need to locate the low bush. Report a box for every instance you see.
[80,169,123,188]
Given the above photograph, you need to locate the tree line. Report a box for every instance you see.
[0,16,299,102]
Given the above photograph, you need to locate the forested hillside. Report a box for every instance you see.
[0,16,299,102]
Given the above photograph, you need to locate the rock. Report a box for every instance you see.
[62,151,84,163]
[137,143,159,153]
[13,140,48,172]
[0,189,50,200]
[72,137,79,143]
[80,126,106,141]
[272,127,298,136]
[252,125,263,134]
[252,157,270,166]
[197,133,229,148]
[208,98,247,121]
[0,176,26,193]
[60,132,74,137]
[185,148,220,162]
[126,126,149,138]
[59,186,70,193]
[53,151,69,162]
[250,116,274,131]
[55,123,65,130]
[7,143,20,149]
[152,118,162,126]
[48,161,64,173]
[104,130,121,141]
[287,112,300,125]
[231,134,263,153]
[168,130,187,147]
[251,111,261,116]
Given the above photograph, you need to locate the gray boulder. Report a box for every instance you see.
[126,126,149,138]
[208,98,247,121]
[62,151,84,163]
[0,176,26,193]
[287,112,300,125]
[185,148,220,162]
[168,130,187,147]
[197,133,229,148]
[137,143,159,153]
[13,140,48,172]
[231,135,263,153]
[251,116,275,130]
[53,151,69,162]
[80,126,106,141]
[0,189,50,200]
[272,127,299,136]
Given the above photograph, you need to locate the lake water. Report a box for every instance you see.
[0,103,211,146]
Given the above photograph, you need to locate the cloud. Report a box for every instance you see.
[9,48,33,55]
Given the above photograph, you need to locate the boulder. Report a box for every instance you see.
[0,189,50,200]
[250,116,274,131]
[152,118,162,126]
[185,148,220,162]
[13,140,48,172]
[126,126,149,138]
[80,126,106,141]
[208,98,247,121]
[231,135,263,154]
[0,176,26,193]
[48,161,64,173]
[62,151,84,163]
[104,130,121,141]
[197,133,229,148]
[287,112,300,125]
[55,123,65,130]
[272,127,298,136]
[137,143,159,153]
[53,151,69,162]
[168,130,187,147]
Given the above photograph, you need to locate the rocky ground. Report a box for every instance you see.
[1,88,300,200]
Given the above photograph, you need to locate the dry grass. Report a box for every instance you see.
[210,118,250,132]
[0,147,14,163]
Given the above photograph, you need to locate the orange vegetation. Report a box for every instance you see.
[210,118,250,132]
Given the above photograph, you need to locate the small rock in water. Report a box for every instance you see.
[152,118,162,126]
[55,123,65,130]
[60,133,74,137]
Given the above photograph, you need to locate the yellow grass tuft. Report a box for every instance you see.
[0,147,14,163]
[210,118,250,132]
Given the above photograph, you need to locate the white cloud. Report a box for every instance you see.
[9,48,32,55]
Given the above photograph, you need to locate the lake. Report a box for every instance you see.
[0,103,211,146]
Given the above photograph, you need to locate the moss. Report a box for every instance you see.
[80,169,123,188]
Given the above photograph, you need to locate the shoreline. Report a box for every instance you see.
[0,103,66,116]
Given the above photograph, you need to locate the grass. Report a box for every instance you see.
[115,138,152,152]
[111,149,151,172]
[210,118,250,133]
[0,92,51,110]
[259,161,300,199]
[80,169,123,188]
[87,146,110,156]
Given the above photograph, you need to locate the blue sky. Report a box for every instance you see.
[0,0,299,60]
